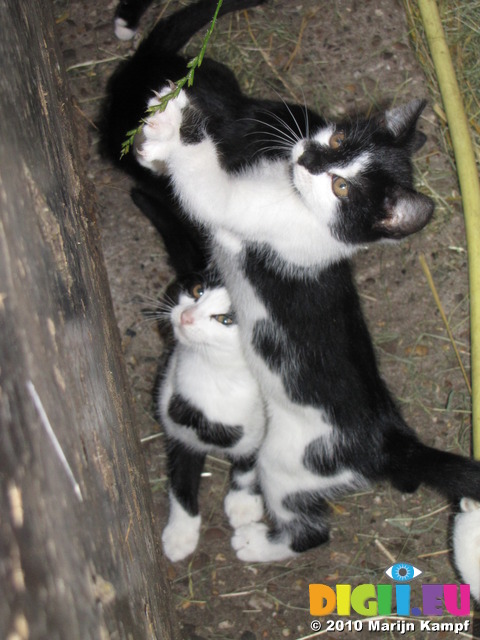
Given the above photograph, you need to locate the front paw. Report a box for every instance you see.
[162,512,201,562]
[137,86,189,166]
[224,489,264,529]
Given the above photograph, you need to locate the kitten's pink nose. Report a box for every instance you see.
[180,309,195,325]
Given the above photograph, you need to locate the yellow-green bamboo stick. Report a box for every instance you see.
[417,0,480,458]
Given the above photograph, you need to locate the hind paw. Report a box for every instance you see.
[231,522,296,562]
[224,489,264,529]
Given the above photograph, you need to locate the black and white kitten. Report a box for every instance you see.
[138,86,480,563]
[131,187,265,562]
[157,270,265,561]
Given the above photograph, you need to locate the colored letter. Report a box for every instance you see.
[422,584,444,616]
[395,584,411,616]
[377,584,393,616]
[336,585,351,615]
[444,584,470,616]
[309,585,336,616]
[351,584,378,616]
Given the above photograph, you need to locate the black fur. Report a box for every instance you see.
[168,393,244,448]
[130,182,210,277]
[165,437,206,515]
[114,0,154,34]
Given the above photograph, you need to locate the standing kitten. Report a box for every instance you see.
[138,87,480,564]
[132,187,265,562]
[156,270,266,561]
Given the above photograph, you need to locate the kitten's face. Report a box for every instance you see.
[168,275,239,350]
[291,100,434,245]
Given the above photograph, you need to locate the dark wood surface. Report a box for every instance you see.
[0,1,180,638]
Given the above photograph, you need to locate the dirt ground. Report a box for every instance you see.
[54,1,474,638]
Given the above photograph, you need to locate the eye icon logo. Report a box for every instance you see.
[385,563,422,582]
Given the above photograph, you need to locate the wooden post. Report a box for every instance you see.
[0,1,180,638]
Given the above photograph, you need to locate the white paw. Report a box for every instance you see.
[162,514,201,562]
[114,17,136,41]
[137,87,189,167]
[231,522,296,562]
[162,492,201,562]
[224,490,264,529]
[460,497,480,513]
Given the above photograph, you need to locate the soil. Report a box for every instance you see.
[54,1,474,638]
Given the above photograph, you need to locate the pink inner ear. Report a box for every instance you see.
[379,189,434,239]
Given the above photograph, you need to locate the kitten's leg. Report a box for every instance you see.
[138,89,241,230]
[224,455,264,529]
[162,437,206,562]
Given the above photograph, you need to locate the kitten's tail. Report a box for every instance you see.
[138,0,266,55]
[387,430,480,501]
[130,182,210,278]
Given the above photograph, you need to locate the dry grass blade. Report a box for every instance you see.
[419,253,472,394]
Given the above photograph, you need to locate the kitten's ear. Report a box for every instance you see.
[376,187,434,239]
[381,99,427,150]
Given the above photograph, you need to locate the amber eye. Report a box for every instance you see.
[329,130,345,149]
[190,284,204,300]
[213,314,234,326]
[332,175,349,198]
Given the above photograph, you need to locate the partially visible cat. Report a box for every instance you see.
[454,499,480,602]
[131,186,265,562]
[114,0,154,40]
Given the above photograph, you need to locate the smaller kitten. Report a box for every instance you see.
[132,187,266,562]
[157,271,266,561]
[453,498,480,602]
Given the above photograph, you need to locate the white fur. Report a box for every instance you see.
[224,489,264,529]
[162,490,201,562]
[114,17,136,41]
[158,285,266,458]
[232,522,298,562]
[453,498,480,602]
[139,90,355,269]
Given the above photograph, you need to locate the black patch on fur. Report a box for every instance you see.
[281,492,330,553]
[229,454,261,493]
[180,105,206,145]
[165,437,206,515]
[168,393,244,448]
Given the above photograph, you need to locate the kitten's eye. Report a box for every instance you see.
[332,175,349,198]
[329,130,345,149]
[213,314,234,326]
[190,284,204,300]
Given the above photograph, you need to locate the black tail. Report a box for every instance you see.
[388,430,480,501]
[130,182,210,278]
[137,0,266,57]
